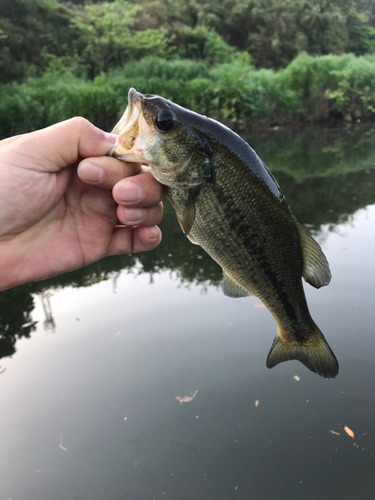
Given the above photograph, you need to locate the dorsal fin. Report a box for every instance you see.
[297,223,331,288]
[221,271,253,298]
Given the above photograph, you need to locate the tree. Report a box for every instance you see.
[71,0,169,75]
[0,0,73,83]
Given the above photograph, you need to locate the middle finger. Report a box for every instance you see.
[113,171,165,208]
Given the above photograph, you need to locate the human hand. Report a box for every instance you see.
[0,117,164,291]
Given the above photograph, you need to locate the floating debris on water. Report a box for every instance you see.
[344,426,355,438]
[59,435,68,451]
[176,390,198,404]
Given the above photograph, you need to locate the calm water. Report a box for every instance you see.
[1,125,375,500]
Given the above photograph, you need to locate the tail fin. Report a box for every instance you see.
[266,327,339,379]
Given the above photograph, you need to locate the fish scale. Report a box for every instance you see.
[109,88,339,379]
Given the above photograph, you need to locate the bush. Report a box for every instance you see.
[0,71,120,136]
[172,26,240,66]
[2,52,375,138]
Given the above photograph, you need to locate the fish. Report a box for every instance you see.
[109,88,339,379]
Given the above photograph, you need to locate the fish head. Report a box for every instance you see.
[109,88,210,188]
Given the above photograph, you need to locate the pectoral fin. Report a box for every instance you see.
[186,233,199,245]
[221,271,253,298]
[297,223,331,288]
[181,191,196,236]
[175,211,198,243]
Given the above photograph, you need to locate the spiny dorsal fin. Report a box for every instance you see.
[297,223,331,288]
[221,271,253,298]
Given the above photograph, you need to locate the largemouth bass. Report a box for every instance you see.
[109,88,339,379]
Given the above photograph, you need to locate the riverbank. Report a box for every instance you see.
[2,52,375,138]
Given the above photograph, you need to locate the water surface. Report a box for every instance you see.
[1,125,375,500]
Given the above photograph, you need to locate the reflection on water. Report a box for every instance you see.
[251,124,375,229]
[1,125,375,500]
[0,287,37,359]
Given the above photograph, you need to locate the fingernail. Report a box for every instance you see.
[79,162,104,183]
[104,132,117,144]
[150,226,160,241]
[124,208,145,225]
[119,180,142,202]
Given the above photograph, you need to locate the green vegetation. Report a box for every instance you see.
[3,52,375,137]
[3,0,375,82]
[2,0,375,135]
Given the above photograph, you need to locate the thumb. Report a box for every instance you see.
[19,117,117,171]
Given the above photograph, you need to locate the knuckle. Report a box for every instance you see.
[70,116,91,131]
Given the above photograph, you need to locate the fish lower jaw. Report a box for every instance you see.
[111,147,145,163]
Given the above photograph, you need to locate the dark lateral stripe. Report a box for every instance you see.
[211,180,303,331]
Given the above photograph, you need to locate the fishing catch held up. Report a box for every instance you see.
[109,88,339,379]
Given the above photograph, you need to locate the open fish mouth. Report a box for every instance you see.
[108,87,178,187]
[108,88,148,163]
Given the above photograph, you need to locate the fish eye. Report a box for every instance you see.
[155,112,175,132]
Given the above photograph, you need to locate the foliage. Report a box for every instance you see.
[0,0,73,83]
[2,0,375,85]
[70,0,170,75]
[134,0,358,67]
[226,0,353,68]
[347,0,375,54]
[280,52,375,119]
[172,26,240,66]
[3,52,375,139]
[0,71,120,136]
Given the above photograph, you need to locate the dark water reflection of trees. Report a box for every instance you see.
[1,125,375,360]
